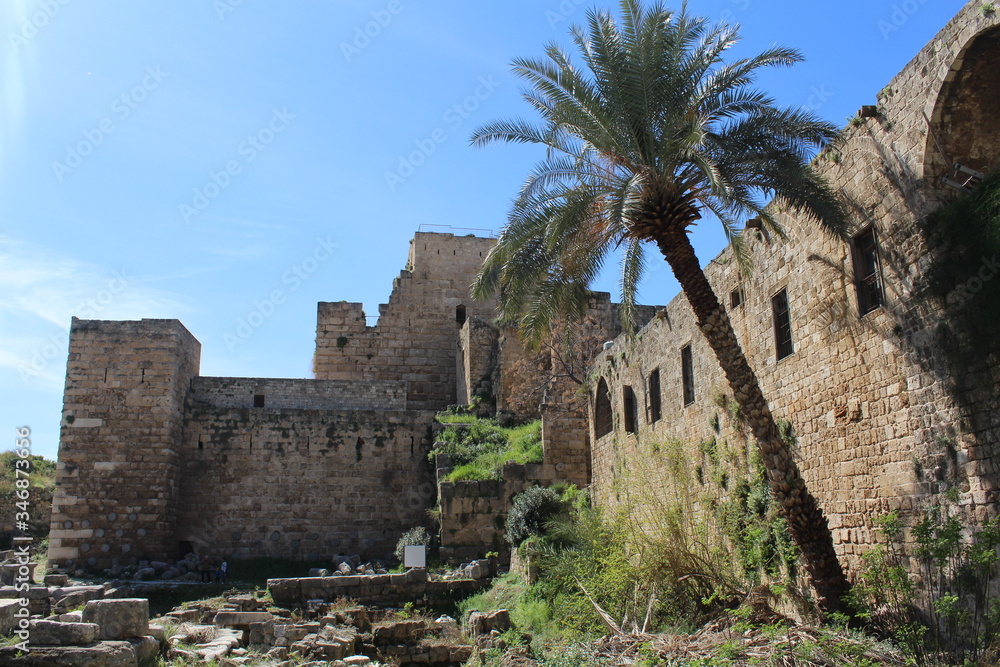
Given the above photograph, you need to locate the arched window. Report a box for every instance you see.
[456,304,467,326]
[594,377,613,439]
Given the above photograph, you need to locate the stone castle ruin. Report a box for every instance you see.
[49,2,1000,581]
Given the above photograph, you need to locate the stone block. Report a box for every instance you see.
[82,598,149,640]
[29,620,100,646]
[127,636,159,665]
[0,640,137,666]
[213,611,273,628]
[0,599,19,635]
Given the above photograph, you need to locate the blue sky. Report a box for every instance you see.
[1,0,968,460]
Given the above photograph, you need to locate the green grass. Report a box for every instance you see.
[431,415,543,482]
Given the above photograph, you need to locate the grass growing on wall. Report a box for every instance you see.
[430,415,542,482]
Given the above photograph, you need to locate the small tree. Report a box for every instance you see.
[395,526,433,561]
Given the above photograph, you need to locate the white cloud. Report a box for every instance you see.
[0,235,193,385]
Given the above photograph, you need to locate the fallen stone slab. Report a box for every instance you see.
[195,634,240,661]
[0,640,137,666]
[82,598,149,640]
[29,619,100,646]
[212,610,274,627]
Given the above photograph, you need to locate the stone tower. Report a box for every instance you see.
[48,319,200,571]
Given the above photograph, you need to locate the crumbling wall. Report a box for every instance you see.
[313,233,498,411]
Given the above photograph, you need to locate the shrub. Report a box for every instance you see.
[394,526,432,561]
[506,487,564,547]
[431,417,542,482]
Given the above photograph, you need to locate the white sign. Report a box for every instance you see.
[403,545,426,568]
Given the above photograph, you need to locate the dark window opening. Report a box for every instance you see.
[681,346,695,406]
[456,304,467,326]
[140,368,145,383]
[730,288,744,310]
[594,378,613,439]
[623,386,638,434]
[197,436,203,451]
[852,227,884,315]
[773,289,794,360]
[648,369,662,423]
[253,394,266,408]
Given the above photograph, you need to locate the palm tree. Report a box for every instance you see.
[471,0,852,615]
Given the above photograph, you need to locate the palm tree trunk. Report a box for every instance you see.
[651,225,851,616]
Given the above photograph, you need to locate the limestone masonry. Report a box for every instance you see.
[49,2,1000,579]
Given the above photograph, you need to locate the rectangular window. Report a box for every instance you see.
[623,386,638,434]
[772,289,794,360]
[730,288,744,310]
[648,369,662,424]
[681,346,695,406]
[852,227,884,315]
[253,394,266,408]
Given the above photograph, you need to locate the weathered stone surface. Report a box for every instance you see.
[127,636,158,665]
[0,599,19,635]
[468,609,511,636]
[29,619,100,646]
[213,611,273,627]
[82,599,149,640]
[0,640,137,666]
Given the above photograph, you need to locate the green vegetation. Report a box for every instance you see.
[430,414,542,482]
[462,487,901,667]
[505,487,565,547]
[849,506,1000,666]
[0,451,56,496]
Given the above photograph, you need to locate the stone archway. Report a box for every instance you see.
[924,25,1000,190]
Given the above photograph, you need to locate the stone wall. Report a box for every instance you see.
[268,571,485,609]
[313,232,498,411]
[48,319,201,571]
[437,462,563,564]
[588,1,1000,573]
[190,377,406,412]
[177,406,436,561]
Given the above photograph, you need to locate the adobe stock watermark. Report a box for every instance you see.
[18,270,132,384]
[224,236,338,351]
[52,66,168,183]
[214,0,246,21]
[878,0,931,41]
[384,75,501,192]
[179,108,294,223]
[341,0,405,62]
[802,84,834,113]
[8,0,71,52]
